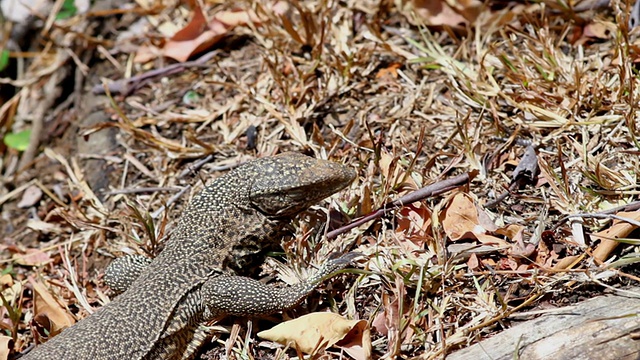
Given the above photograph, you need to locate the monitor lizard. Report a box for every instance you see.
[22,152,358,360]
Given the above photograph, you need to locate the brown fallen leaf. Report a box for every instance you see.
[591,211,640,263]
[410,0,482,27]
[12,249,52,267]
[467,253,480,270]
[336,320,372,360]
[0,335,12,360]
[583,21,615,40]
[29,279,75,337]
[163,5,225,62]
[371,293,399,337]
[0,274,12,286]
[442,193,509,246]
[17,184,43,208]
[162,2,289,62]
[258,312,371,359]
[26,219,64,235]
[396,203,432,250]
[376,62,402,79]
[379,150,419,190]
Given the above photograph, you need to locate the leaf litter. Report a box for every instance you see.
[1,0,640,359]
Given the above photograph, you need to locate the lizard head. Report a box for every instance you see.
[248,152,356,218]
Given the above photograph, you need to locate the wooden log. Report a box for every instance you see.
[448,287,640,360]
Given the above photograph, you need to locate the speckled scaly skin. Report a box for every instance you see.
[23,152,356,360]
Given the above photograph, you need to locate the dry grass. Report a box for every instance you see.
[2,0,640,359]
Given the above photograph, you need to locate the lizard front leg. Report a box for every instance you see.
[146,253,360,360]
[201,252,360,317]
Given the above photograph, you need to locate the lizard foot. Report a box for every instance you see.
[104,254,153,294]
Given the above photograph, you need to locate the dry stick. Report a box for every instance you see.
[326,172,473,240]
[106,186,183,196]
[177,154,215,179]
[92,50,218,96]
[151,185,191,220]
[552,200,640,232]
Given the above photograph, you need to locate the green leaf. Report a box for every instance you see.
[4,130,31,151]
[182,90,203,105]
[56,0,77,20]
[0,49,9,72]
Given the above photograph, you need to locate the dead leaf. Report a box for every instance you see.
[442,193,479,241]
[163,6,222,62]
[17,185,42,208]
[371,278,412,357]
[0,274,12,287]
[12,249,52,267]
[592,211,640,263]
[335,321,372,360]
[467,253,480,270]
[162,3,289,62]
[0,335,12,360]
[26,219,63,235]
[371,293,398,337]
[442,193,508,246]
[495,224,524,240]
[133,44,162,64]
[583,21,615,40]
[376,63,402,79]
[379,151,419,190]
[410,0,482,27]
[497,257,518,270]
[507,226,535,258]
[396,203,432,250]
[258,312,371,358]
[29,279,75,337]
[1,280,21,306]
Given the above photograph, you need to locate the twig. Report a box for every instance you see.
[0,179,37,207]
[484,143,539,209]
[326,172,474,240]
[177,155,215,179]
[106,187,184,196]
[151,185,191,219]
[92,51,219,96]
[483,182,516,209]
[567,213,640,228]
[553,201,640,231]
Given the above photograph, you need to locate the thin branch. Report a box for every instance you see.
[326,172,474,240]
[92,51,218,96]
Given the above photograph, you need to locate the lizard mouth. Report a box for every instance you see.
[249,165,355,218]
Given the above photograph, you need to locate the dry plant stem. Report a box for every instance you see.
[106,186,183,195]
[177,154,214,179]
[326,172,473,240]
[552,200,640,231]
[150,185,191,219]
[463,290,544,334]
[92,50,219,96]
[484,182,517,209]
[569,213,640,228]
